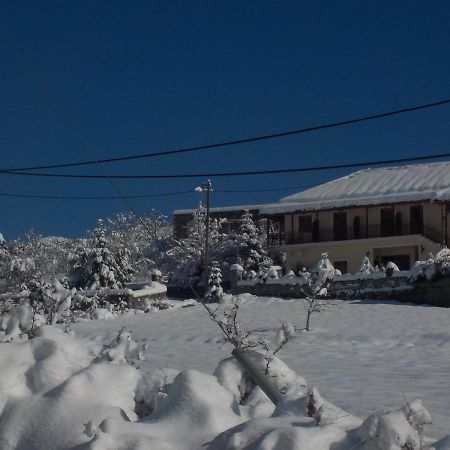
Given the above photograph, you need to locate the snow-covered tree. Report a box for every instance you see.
[303,253,336,331]
[72,220,132,290]
[205,261,223,303]
[237,210,272,272]
[165,204,205,287]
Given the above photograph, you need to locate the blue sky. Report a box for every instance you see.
[1,1,450,239]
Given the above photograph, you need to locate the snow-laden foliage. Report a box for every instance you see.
[105,210,171,279]
[237,210,272,273]
[96,327,145,365]
[205,261,224,303]
[164,205,205,287]
[71,220,133,290]
[356,399,432,450]
[409,246,450,282]
[360,255,376,273]
[302,253,336,331]
[163,207,272,287]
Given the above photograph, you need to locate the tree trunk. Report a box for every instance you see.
[305,308,312,331]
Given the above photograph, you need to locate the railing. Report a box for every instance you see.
[267,222,443,246]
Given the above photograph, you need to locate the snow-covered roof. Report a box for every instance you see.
[262,161,450,214]
[174,204,263,215]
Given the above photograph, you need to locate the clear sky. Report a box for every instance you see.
[1,1,450,239]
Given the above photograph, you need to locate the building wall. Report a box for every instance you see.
[271,234,441,273]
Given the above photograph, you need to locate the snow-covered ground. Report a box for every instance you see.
[1,295,449,449]
[72,295,450,438]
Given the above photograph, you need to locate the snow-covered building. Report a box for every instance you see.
[263,161,450,273]
[173,161,450,273]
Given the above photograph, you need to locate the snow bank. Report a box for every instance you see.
[0,326,140,450]
[0,304,448,449]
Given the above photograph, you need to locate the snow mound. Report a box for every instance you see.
[81,370,243,450]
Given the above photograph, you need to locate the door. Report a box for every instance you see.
[353,216,361,239]
[333,212,347,241]
[410,205,423,235]
[297,215,312,243]
[395,212,403,235]
[380,208,395,237]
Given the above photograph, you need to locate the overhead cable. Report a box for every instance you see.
[0,183,322,200]
[2,152,449,179]
[0,25,157,237]
[1,98,450,172]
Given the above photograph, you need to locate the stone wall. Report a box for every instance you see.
[231,276,450,307]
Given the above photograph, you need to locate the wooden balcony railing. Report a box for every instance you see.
[267,222,443,246]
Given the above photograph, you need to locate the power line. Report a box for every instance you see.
[2,98,450,173]
[2,151,450,179]
[0,190,195,200]
[0,183,321,200]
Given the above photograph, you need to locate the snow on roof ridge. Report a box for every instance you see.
[174,203,264,215]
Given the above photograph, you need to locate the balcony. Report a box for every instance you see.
[267,223,442,246]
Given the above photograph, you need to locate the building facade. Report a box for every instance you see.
[173,161,450,273]
[262,162,450,272]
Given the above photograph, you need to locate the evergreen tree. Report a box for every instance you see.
[72,220,130,290]
[205,261,223,303]
[237,210,272,272]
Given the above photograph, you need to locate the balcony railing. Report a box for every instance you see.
[267,222,443,246]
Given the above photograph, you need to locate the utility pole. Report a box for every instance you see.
[196,179,212,292]
[204,179,212,284]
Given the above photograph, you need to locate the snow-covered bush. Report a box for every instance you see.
[0,302,44,342]
[435,246,450,277]
[360,255,375,273]
[355,399,432,450]
[96,327,145,365]
[385,261,400,277]
[409,248,450,282]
